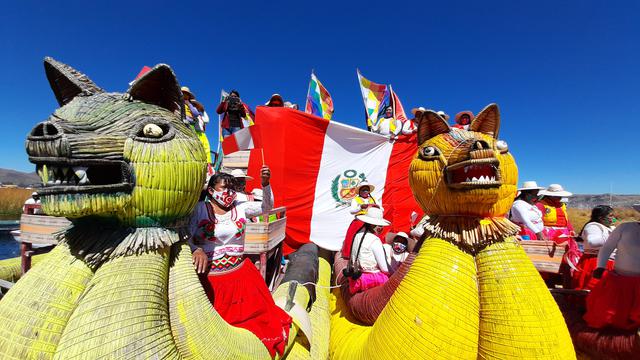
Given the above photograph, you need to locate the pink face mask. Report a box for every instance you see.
[211,189,236,208]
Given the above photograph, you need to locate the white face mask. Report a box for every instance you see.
[211,188,236,208]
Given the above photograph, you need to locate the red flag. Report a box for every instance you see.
[221,125,263,155]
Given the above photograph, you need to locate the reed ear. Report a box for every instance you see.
[127,64,184,117]
[470,103,500,138]
[44,57,104,106]
[417,110,451,145]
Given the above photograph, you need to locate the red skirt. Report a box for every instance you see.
[341,219,383,259]
[203,259,292,357]
[572,253,615,290]
[584,271,640,330]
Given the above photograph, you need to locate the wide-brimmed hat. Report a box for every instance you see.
[454,111,474,124]
[356,207,390,227]
[632,204,640,212]
[518,181,545,192]
[181,86,195,99]
[251,188,263,201]
[265,94,284,106]
[31,192,38,196]
[356,181,375,194]
[539,184,573,198]
[411,107,426,116]
[385,231,409,244]
[436,111,450,121]
[230,169,254,181]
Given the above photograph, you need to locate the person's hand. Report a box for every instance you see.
[592,267,606,279]
[261,165,271,186]
[192,248,209,274]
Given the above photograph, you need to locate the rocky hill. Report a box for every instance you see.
[567,194,640,209]
[0,168,40,188]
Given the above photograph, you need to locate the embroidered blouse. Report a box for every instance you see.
[188,185,273,261]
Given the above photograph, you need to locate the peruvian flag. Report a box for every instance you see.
[246,107,421,254]
[222,125,263,155]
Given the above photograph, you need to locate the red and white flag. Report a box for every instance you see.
[222,125,263,155]
[246,107,421,254]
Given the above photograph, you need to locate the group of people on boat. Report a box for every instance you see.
[370,106,475,138]
[509,179,640,332]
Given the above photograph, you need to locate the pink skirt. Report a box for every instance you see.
[348,271,389,294]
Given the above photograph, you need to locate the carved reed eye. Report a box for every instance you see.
[496,140,509,153]
[419,146,440,160]
[142,124,164,138]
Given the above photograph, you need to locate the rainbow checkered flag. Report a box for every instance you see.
[305,71,334,120]
[357,69,388,129]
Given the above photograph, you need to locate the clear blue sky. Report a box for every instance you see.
[1,0,638,194]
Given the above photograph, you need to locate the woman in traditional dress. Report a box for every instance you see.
[536,184,575,242]
[584,204,640,330]
[347,206,391,294]
[341,181,380,259]
[509,181,545,240]
[189,167,292,357]
[572,205,616,290]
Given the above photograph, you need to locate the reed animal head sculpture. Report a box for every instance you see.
[409,104,518,218]
[25,58,207,227]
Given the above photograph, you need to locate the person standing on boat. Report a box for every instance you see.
[371,106,401,138]
[188,168,292,357]
[401,107,425,135]
[265,94,285,107]
[583,204,640,330]
[217,90,247,137]
[509,181,545,240]
[536,184,575,242]
[181,87,212,164]
[452,111,474,130]
[347,207,391,294]
[383,231,410,274]
[22,192,42,215]
[572,205,616,290]
[341,181,381,259]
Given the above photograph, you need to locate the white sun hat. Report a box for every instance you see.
[230,169,254,181]
[251,188,263,201]
[385,231,409,244]
[539,183,573,198]
[356,206,391,227]
[517,181,545,192]
[436,110,450,121]
[356,180,375,194]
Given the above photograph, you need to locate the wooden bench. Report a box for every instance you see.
[245,207,287,290]
[519,239,567,274]
[17,213,68,274]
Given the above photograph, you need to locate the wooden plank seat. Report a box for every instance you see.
[221,150,250,169]
[519,239,567,274]
[245,207,287,290]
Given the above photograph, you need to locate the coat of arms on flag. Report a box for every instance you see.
[331,169,366,207]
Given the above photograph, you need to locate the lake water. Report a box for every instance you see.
[0,232,19,260]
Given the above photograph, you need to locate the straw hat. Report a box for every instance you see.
[230,169,254,181]
[356,181,375,194]
[181,86,195,99]
[251,188,263,201]
[411,107,426,116]
[539,184,573,197]
[454,111,474,124]
[632,204,640,212]
[436,111,450,121]
[518,181,545,192]
[356,207,390,227]
[385,231,409,244]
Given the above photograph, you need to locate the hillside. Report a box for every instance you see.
[0,168,40,187]
[567,194,640,209]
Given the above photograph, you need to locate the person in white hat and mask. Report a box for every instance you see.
[584,204,640,330]
[509,181,545,240]
[383,231,410,274]
[401,107,425,135]
[342,181,382,259]
[536,183,575,241]
[346,206,391,294]
[22,191,42,215]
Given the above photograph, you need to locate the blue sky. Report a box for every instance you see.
[1,0,638,194]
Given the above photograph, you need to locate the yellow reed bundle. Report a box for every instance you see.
[0,243,93,359]
[0,254,46,283]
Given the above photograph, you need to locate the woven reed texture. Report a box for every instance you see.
[476,239,575,359]
[0,243,94,359]
[53,248,179,359]
[168,242,271,359]
[330,238,480,359]
[334,252,416,325]
[0,253,46,282]
[409,111,518,219]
